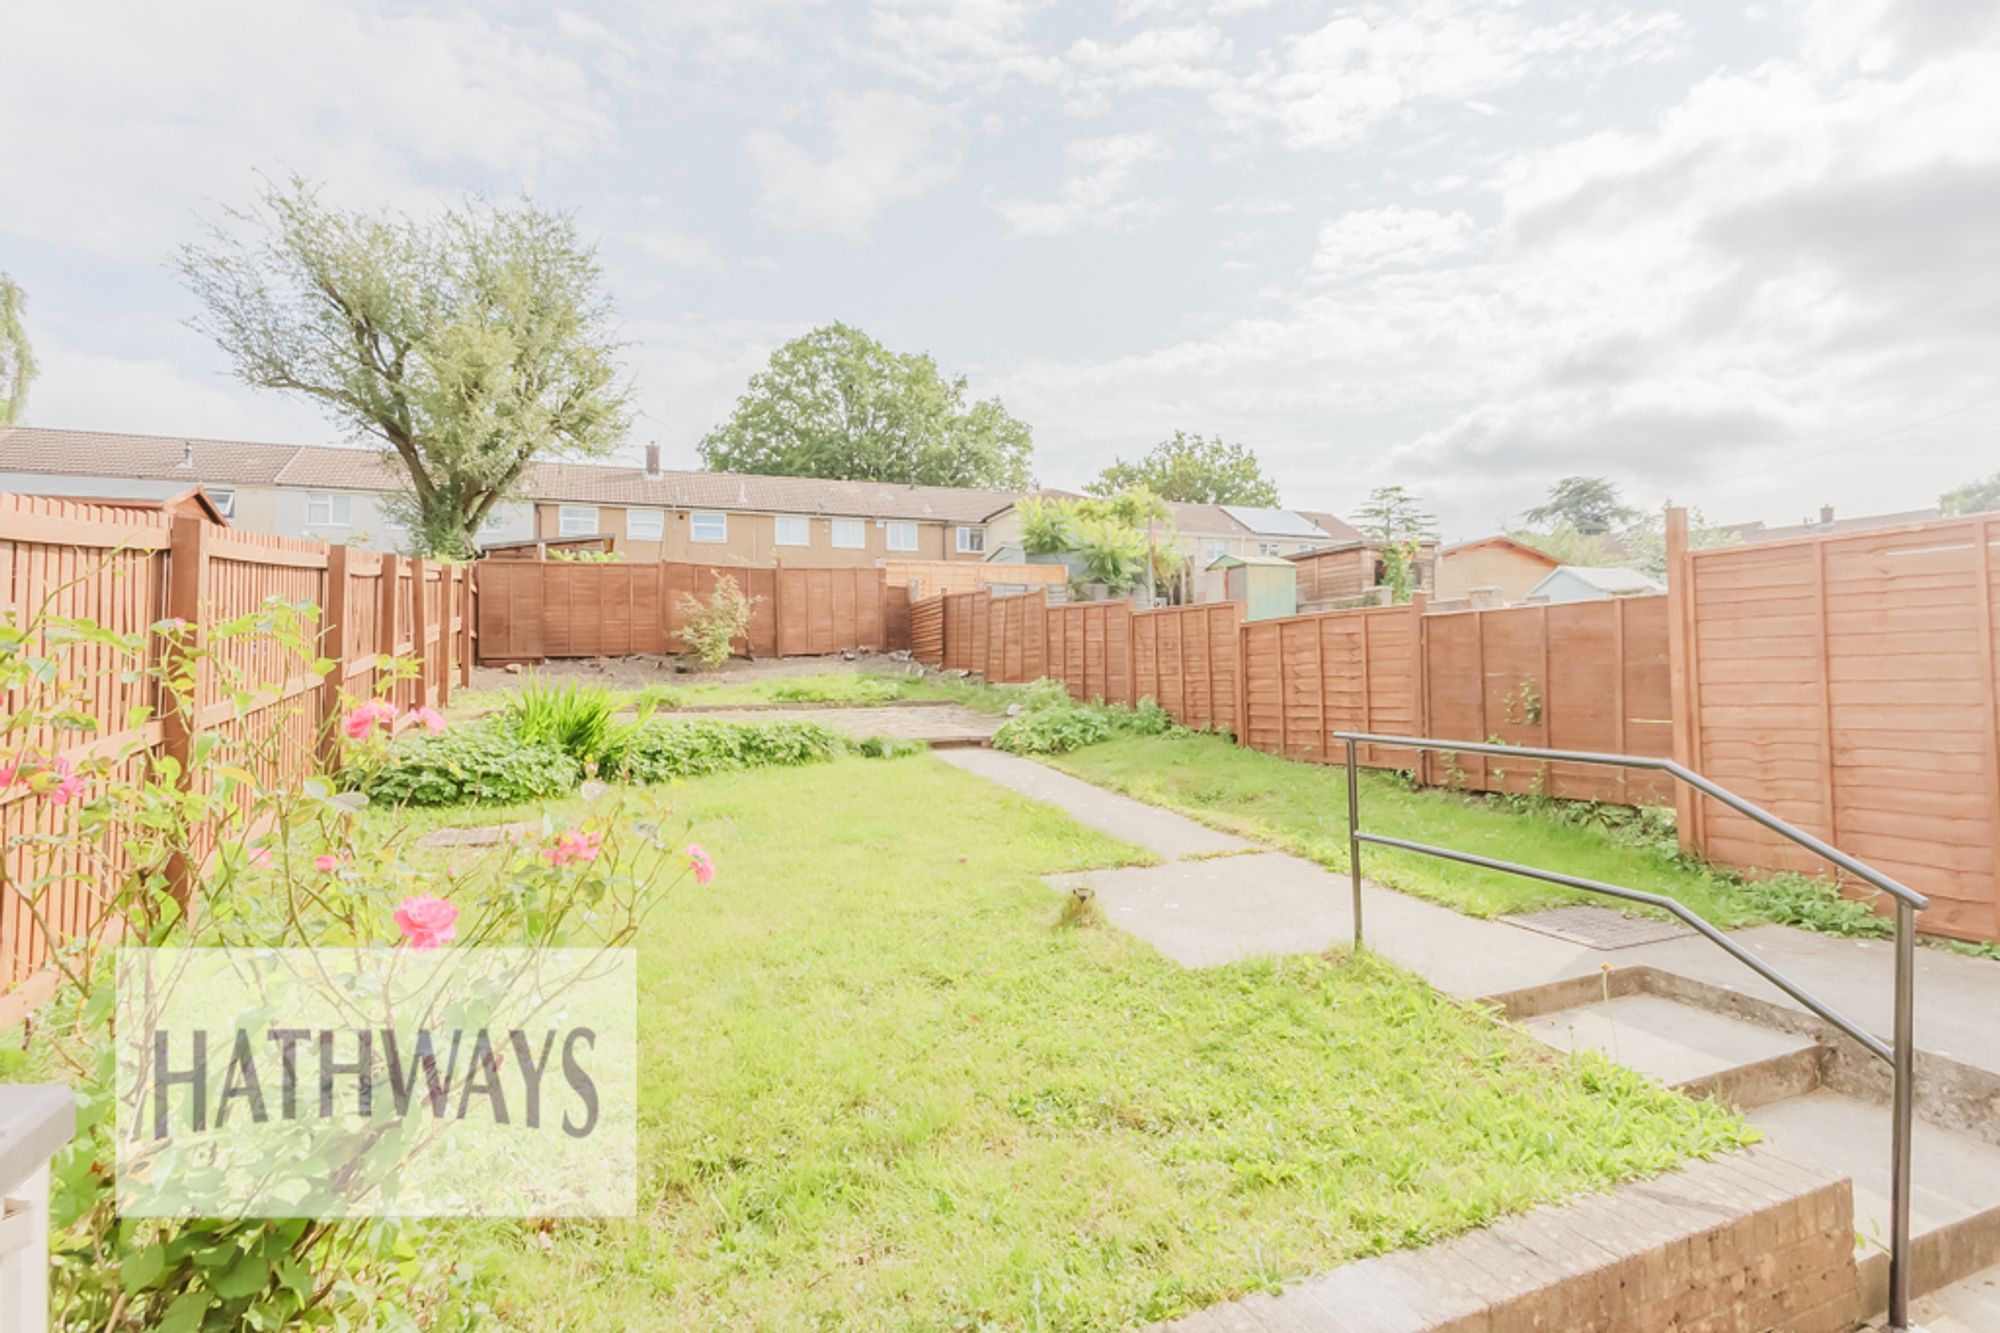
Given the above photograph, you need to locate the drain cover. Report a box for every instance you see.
[1496,905,1694,950]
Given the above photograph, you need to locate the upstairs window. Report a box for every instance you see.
[558,505,598,536]
[308,493,352,526]
[956,525,985,554]
[627,508,665,541]
[690,512,728,543]
[830,519,865,549]
[775,515,810,546]
[207,487,236,519]
[886,521,918,552]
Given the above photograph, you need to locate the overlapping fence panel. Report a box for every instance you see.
[475,562,835,662]
[1672,515,2000,942]
[983,590,1048,684]
[1046,601,1133,705]
[1,497,469,994]
[909,593,945,666]
[1131,602,1241,733]
[1239,603,1422,768]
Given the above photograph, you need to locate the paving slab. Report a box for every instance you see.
[936,749,1253,859]
[1521,993,1819,1087]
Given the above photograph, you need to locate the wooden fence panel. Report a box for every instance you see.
[909,593,945,665]
[1130,602,1241,733]
[979,590,1049,684]
[1045,601,1132,704]
[1240,604,1421,767]
[1673,516,2000,941]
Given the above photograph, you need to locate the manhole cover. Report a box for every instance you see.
[1496,905,1694,950]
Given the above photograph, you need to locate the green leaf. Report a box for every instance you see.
[213,1250,271,1299]
[157,1291,211,1333]
[121,1242,168,1292]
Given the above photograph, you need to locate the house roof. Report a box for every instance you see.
[1441,535,1561,564]
[0,426,300,484]
[1534,565,1665,595]
[1721,506,1944,544]
[1217,505,1331,539]
[1292,509,1365,544]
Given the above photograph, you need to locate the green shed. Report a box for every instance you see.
[1206,553,1298,621]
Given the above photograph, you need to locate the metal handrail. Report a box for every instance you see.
[1332,732,1926,1332]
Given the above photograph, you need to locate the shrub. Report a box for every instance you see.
[358,724,582,806]
[620,718,847,783]
[850,734,928,759]
[678,575,758,669]
[504,673,621,768]
[994,705,1111,755]
[1738,873,1894,938]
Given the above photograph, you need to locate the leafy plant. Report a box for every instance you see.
[1017,496,1077,555]
[1736,873,1894,939]
[503,673,621,768]
[619,718,847,783]
[992,686,1177,755]
[850,735,928,759]
[769,676,901,704]
[356,724,582,806]
[677,575,758,670]
[1071,514,1148,590]
[549,548,624,563]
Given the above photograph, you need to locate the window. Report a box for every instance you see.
[1203,539,1227,563]
[886,521,918,552]
[775,515,810,546]
[558,505,599,536]
[956,525,985,554]
[1297,542,1315,554]
[830,518,865,549]
[1258,541,1281,557]
[690,511,727,543]
[206,487,236,519]
[626,507,665,541]
[307,493,352,526]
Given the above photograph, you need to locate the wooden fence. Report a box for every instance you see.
[1239,601,1425,770]
[1131,602,1242,734]
[473,561,895,663]
[1668,511,2000,942]
[0,496,469,992]
[910,593,945,666]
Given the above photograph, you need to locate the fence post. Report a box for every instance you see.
[1663,508,1698,853]
[377,552,402,710]
[1410,593,1429,785]
[461,566,476,684]
[409,557,431,710]
[161,515,209,905]
[1234,619,1250,748]
[318,544,350,766]
[437,566,454,709]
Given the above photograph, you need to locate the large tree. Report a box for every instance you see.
[1942,471,2000,517]
[1523,476,1639,535]
[1086,430,1280,505]
[698,322,1034,489]
[0,273,36,426]
[1352,485,1437,544]
[177,177,629,557]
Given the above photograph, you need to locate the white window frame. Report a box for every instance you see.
[690,511,728,543]
[626,507,665,541]
[206,487,236,519]
[885,520,918,553]
[830,518,865,549]
[1203,539,1227,563]
[558,505,599,537]
[775,515,811,547]
[1258,541,1281,557]
[307,492,352,527]
[956,525,985,554]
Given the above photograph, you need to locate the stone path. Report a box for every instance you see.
[935,747,2000,1330]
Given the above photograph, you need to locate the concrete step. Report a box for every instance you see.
[1749,1090,2000,1313]
[1901,1260,2000,1331]
[1520,994,1823,1108]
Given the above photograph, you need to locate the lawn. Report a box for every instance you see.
[451,669,1020,718]
[398,753,1747,1330]
[1046,732,1880,932]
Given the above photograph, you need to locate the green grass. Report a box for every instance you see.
[452,670,1023,718]
[1047,732,1823,928]
[420,755,1745,1330]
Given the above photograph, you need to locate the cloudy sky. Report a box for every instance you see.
[4,0,1997,537]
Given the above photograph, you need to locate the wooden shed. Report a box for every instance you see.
[1206,553,1297,621]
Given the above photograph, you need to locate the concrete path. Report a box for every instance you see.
[938,747,2000,1327]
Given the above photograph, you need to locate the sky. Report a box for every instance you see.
[3,0,1997,539]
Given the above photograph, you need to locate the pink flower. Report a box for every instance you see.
[542,830,602,867]
[46,755,85,806]
[412,705,446,734]
[394,895,459,951]
[313,853,341,873]
[247,845,273,869]
[686,843,715,887]
[343,699,398,739]
[0,753,86,804]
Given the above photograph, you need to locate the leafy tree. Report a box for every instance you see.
[1510,522,1619,567]
[0,272,37,426]
[1087,430,1280,505]
[1622,502,1737,578]
[1942,471,2000,517]
[1352,485,1437,545]
[699,322,1034,489]
[1523,476,1639,535]
[1016,496,1076,555]
[177,176,629,557]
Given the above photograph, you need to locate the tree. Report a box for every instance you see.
[1942,471,2000,517]
[1523,476,1639,535]
[698,323,1034,489]
[177,176,629,557]
[1510,523,1618,567]
[0,273,37,426]
[1352,485,1437,545]
[1622,502,1737,577]
[1087,430,1280,505]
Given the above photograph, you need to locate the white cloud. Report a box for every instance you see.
[22,340,337,444]
[1310,207,1477,279]
[746,92,957,237]
[0,0,614,258]
[992,133,1169,236]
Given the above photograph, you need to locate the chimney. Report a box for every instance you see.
[177,441,194,470]
[1819,504,1835,525]
[643,442,661,480]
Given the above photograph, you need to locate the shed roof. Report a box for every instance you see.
[1534,565,1665,595]
[1206,552,1296,570]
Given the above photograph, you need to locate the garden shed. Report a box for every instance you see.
[1206,552,1297,621]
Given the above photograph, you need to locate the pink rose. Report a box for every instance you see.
[313,853,341,873]
[542,830,602,867]
[246,845,273,869]
[412,705,447,734]
[686,843,715,887]
[344,699,399,740]
[46,755,85,806]
[394,895,459,951]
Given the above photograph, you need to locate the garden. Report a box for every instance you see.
[4,606,1755,1332]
